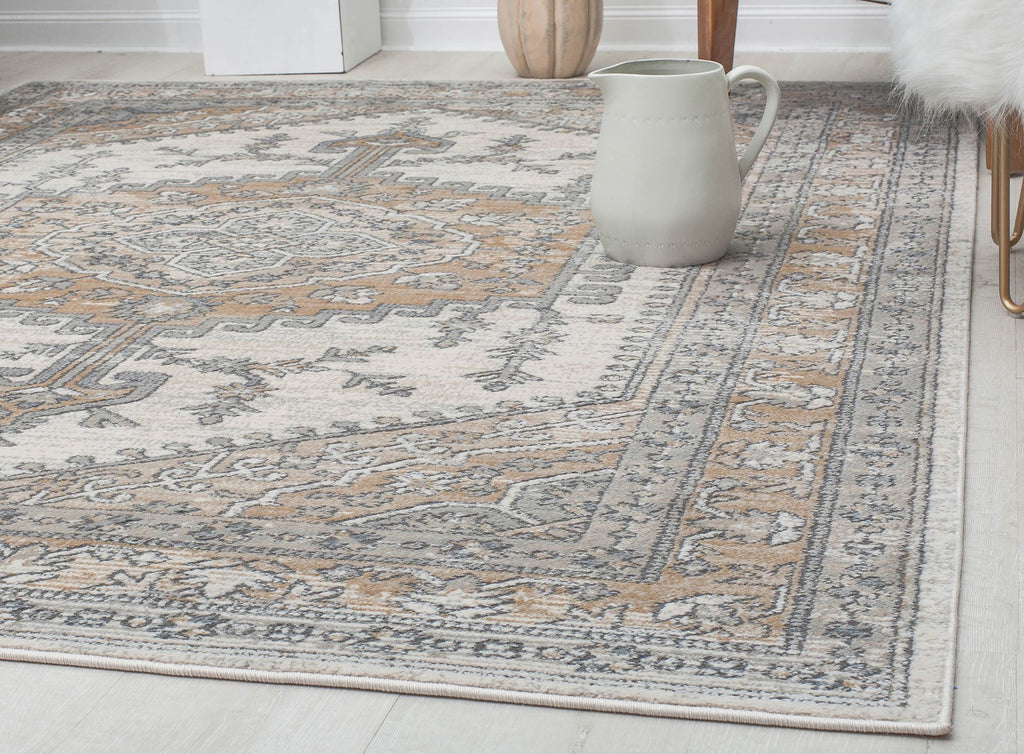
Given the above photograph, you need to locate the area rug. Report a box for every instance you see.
[0,80,974,735]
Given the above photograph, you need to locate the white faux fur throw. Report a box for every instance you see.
[890,0,1024,121]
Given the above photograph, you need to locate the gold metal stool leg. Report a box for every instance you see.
[991,125,1024,314]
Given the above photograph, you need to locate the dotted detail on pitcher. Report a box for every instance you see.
[598,234,722,249]
[604,112,727,126]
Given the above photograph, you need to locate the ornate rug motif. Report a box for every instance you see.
[0,81,973,734]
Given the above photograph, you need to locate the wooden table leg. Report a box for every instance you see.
[698,0,739,72]
[986,114,1024,175]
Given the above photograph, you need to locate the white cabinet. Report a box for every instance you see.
[199,0,381,75]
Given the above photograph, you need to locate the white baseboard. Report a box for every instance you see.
[380,3,890,52]
[0,4,889,55]
[0,10,203,53]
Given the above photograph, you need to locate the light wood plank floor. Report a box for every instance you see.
[0,52,1019,754]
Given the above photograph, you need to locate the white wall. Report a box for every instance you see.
[0,0,889,53]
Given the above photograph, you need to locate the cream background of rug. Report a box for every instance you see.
[0,53,1018,754]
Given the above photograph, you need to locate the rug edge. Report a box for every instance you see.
[0,647,952,736]
[906,117,977,737]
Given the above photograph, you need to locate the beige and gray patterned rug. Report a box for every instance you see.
[0,81,974,735]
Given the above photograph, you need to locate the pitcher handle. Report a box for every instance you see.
[726,66,781,182]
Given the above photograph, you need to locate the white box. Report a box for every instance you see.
[199,0,381,75]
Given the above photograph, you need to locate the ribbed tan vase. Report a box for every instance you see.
[497,0,603,79]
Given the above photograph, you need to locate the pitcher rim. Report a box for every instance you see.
[588,59,725,80]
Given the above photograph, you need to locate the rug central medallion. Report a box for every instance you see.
[35,196,481,294]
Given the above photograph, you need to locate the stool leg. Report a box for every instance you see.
[990,136,1024,248]
[697,0,739,72]
[993,126,1024,314]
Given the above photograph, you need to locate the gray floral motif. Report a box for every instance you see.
[155,355,329,425]
[465,310,568,391]
[308,286,377,305]
[394,272,462,290]
[111,295,213,322]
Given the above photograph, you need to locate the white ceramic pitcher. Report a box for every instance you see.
[588,59,780,267]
